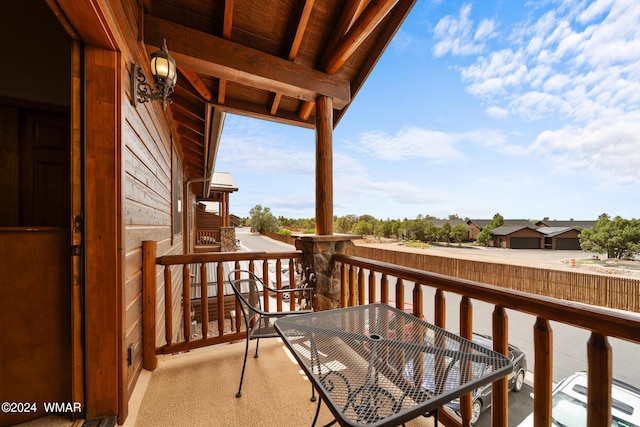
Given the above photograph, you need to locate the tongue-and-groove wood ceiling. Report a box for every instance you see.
[142,0,416,197]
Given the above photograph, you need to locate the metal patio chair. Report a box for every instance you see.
[227,269,314,398]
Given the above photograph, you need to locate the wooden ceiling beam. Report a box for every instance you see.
[269,0,315,116]
[144,14,350,108]
[336,0,416,126]
[178,67,212,102]
[323,0,369,59]
[202,106,225,197]
[323,0,400,74]
[217,0,234,104]
[297,0,398,120]
[211,98,315,129]
[288,0,315,61]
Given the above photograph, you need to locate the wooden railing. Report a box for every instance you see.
[141,240,640,426]
[195,229,220,245]
[348,245,640,312]
[142,241,303,370]
[334,253,640,427]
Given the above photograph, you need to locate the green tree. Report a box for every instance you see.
[477,228,492,246]
[476,213,504,246]
[579,214,640,259]
[423,222,437,242]
[353,219,374,236]
[451,224,469,246]
[490,213,505,228]
[248,204,280,233]
[334,214,358,233]
[437,222,452,243]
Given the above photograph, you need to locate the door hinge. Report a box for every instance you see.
[71,245,82,256]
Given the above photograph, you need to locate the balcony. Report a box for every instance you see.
[123,339,438,427]
[131,241,640,427]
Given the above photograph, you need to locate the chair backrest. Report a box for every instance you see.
[228,270,265,321]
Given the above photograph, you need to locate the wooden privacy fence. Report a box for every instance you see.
[348,246,640,312]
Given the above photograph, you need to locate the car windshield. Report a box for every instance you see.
[551,391,639,427]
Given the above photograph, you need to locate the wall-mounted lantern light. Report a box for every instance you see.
[131,39,177,110]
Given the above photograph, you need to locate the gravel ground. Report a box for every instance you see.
[355,240,640,279]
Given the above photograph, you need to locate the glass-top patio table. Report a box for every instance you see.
[275,304,513,427]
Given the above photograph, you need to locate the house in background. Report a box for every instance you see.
[467,218,595,249]
[535,220,596,229]
[490,225,544,249]
[538,227,582,250]
[467,219,535,241]
[195,172,239,252]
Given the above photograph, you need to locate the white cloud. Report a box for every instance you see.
[433,4,496,57]
[435,0,640,189]
[454,0,640,123]
[218,120,315,175]
[356,127,462,161]
[354,125,529,160]
[530,114,640,185]
[486,106,509,119]
[391,29,414,54]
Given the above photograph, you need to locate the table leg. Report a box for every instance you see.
[311,396,338,427]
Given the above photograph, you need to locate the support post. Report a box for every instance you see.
[315,96,333,235]
[142,241,158,370]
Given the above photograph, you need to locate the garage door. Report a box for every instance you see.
[510,237,540,249]
[556,238,581,250]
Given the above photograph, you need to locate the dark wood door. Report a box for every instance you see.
[0,106,72,426]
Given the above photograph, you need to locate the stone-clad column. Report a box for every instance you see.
[220,227,237,252]
[295,234,359,311]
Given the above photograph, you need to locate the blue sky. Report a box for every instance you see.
[214,0,640,221]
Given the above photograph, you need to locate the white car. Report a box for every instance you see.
[268,265,292,300]
[518,371,640,427]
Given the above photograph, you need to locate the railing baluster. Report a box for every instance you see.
[533,317,553,427]
[434,288,445,329]
[164,266,172,346]
[275,258,283,311]
[200,262,208,339]
[288,258,296,311]
[395,278,404,312]
[380,273,388,304]
[340,263,348,307]
[368,269,376,306]
[233,266,241,333]
[460,296,473,427]
[358,266,365,306]
[587,333,612,427]
[183,266,191,342]
[349,265,357,307]
[492,305,509,427]
[262,261,270,312]
[412,283,423,320]
[216,262,224,336]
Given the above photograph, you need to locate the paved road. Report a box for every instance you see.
[236,227,295,252]
[474,384,533,427]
